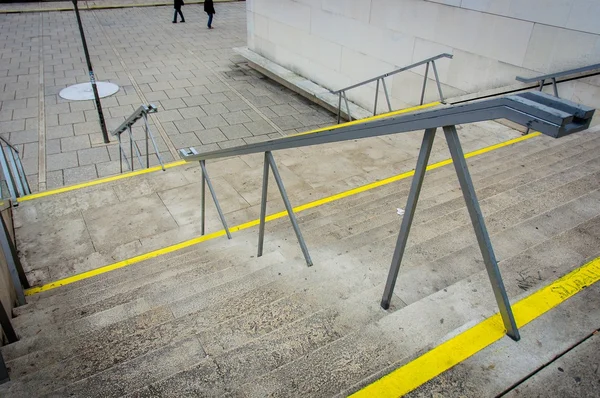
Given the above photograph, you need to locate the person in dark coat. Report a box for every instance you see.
[173,0,185,23]
[204,0,215,29]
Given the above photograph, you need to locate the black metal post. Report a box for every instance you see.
[72,0,110,144]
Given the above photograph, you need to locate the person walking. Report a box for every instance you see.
[173,0,185,23]
[204,0,215,29]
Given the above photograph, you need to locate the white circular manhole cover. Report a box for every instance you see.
[59,82,120,101]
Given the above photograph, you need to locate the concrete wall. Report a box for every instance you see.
[246,0,600,112]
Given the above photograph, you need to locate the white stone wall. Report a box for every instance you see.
[246,0,600,111]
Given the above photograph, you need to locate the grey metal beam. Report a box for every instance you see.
[181,92,594,163]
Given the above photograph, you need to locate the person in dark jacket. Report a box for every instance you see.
[204,0,215,29]
[173,0,185,23]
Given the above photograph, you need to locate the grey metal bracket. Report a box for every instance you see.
[258,151,312,266]
[381,126,520,341]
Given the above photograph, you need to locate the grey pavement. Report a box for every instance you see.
[0,1,335,191]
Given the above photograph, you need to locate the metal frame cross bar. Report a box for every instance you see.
[257,151,312,266]
[381,125,520,341]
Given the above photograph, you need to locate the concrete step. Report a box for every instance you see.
[265,132,600,238]
[2,250,289,362]
[14,238,259,318]
[236,220,599,398]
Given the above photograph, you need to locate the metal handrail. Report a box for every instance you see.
[0,136,19,153]
[113,104,165,173]
[516,62,600,135]
[331,53,453,123]
[180,91,594,342]
[516,62,600,84]
[0,138,31,201]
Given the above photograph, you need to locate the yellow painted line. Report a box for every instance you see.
[351,256,600,398]
[291,102,440,137]
[25,132,541,295]
[17,160,186,202]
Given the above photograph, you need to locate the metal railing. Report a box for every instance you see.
[112,104,165,173]
[516,63,600,135]
[331,53,453,123]
[181,91,594,342]
[0,137,31,201]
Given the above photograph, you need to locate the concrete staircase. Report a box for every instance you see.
[1,127,599,397]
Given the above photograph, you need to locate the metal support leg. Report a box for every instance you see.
[200,161,205,236]
[144,115,165,171]
[257,152,270,257]
[443,125,520,341]
[200,160,231,239]
[342,91,351,122]
[337,93,342,124]
[431,61,445,103]
[552,77,559,97]
[0,214,26,305]
[0,301,17,343]
[381,128,437,309]
[266,151,312,266]
[374,78,380,116]
[0,352,9,384]
[145,120,150,168]
[382,78,392,112]
[127,126,144,169]
[420,62,430,105]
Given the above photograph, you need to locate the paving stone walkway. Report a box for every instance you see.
[0,1,336,190]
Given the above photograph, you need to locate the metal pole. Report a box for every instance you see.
[538,79,545,91]
[337,93,342,124]
[420,62,430,105]
[374,78,380,116]
[382,78,392,112]
[381,128,436,309]
[129,128,134,171]
[431,60,445,103]
[72,0,109,144]
[200,160,232,239]
[127,126,144,168]
[443,125,520,341]
[266,151,313,267]
[143,114,165,170]
[118,134,123,173]
[551,77,559,97]
[0,215,26,305]
[200,161,205,236]
[257,152,270,257]
[145,117,150,168]
[0,301,17,343]
[342,91,351,122]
